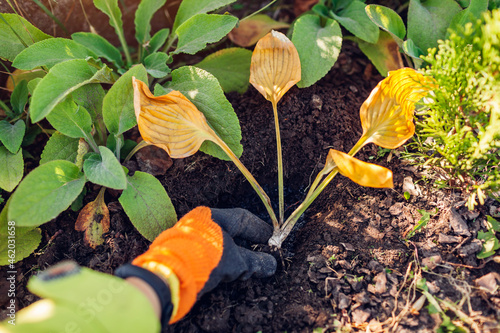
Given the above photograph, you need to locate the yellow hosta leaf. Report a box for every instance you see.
[360,68,429,149]
[249,30,301,105]
[75,190,110,249]
[133,77,218,158]
[328,149,393,188]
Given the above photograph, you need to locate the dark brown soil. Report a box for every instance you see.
[1,39,500,333]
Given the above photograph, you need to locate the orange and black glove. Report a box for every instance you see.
[115,206,276,327]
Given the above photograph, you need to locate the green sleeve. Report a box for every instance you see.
[0,261,160,333]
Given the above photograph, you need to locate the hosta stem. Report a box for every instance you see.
[213,135,279,230]
[116,31,132,67]
[124,140,150,163]
[272,101,285,225]
[269,135,370,247]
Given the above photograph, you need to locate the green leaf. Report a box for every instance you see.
[144,52,171,78]
[46,97,93,139]
[27,77,42,95]
[83,146,126,189]
[173,14,238,55]
[10,79,29,115]
[0,198,42,266]
[40,132,80,164]
[0,120,26,154]
[135,0,167,46]
[196,47,252,93]
[477,227,500,259]
[154,83,172,96]
[30,59,113,123]
[365,5,406,44]
[8,160,86,227]
[449,0,488,31]
[71,84,106,122]
[167,66,242,160]
[119,171,177,241]
[408,0,462,53]
[72,32,124,67]
[103,64,148,135]
[404,191,411,200]
[402,39,425,68]
[92,0,124,43]
[147,28,170,55]
[330,0,379,43]
[0,13,52,61]
[0,147,23,192]
[356,31,403,77]
[487,216,500,232]
[292,14,342,88]
[172,0,237,32]
[12,38,97,70]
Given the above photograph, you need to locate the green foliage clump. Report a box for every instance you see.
[408,9,500,209]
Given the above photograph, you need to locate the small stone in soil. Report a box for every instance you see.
[438,233,461,244]
[389,202,404,216]
[338,293,351,309]
[457,239,482,257]
[421,255,442,270]
[449,208,471,236]
[475,272,500,294]
[351,307,370,324]
[135,145,173,176]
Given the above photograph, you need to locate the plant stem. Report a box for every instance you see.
[212,135,279,230]
[240,0,277,22]
[112,25,132,67]
[162,35,178,54]
[85,133,100,153]
[272,101,285,225]
[124,140,150,162]
[269,135,371,247]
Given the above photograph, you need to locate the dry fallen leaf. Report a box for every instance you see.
[294,0,320,16]
[133,77,218,158]
[359,68,429,149]
[228,15,289,47]
[327,149,394,188]
[249,30,301,106]
[75,189,110,248]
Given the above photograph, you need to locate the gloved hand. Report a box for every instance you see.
[116,206,276,325]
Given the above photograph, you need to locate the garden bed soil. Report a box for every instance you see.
[1,41,500,332]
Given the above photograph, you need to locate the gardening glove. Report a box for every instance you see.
[116,206,276,325]
[0,260,160,333]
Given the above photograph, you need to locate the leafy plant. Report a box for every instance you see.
[403,9,500,210]
[363,0,491,76]
[477,216,500,259]
[405,208,438,240]
[0,0,252,262]
[133,31,430,248]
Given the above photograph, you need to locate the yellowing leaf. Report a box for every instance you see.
[249,30,301,106]
[357,31,404,77]
[75,189,110,249]
[133,77,219,158]
[228,15,290,47]
[328,149,393,188]
[6,68,46,91]
[360,68,429,149]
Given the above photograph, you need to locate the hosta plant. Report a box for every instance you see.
[0,0,253,264]
[362,0,494,76]
[133,31,430,248]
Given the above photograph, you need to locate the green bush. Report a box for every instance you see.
[405,9,500,209]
